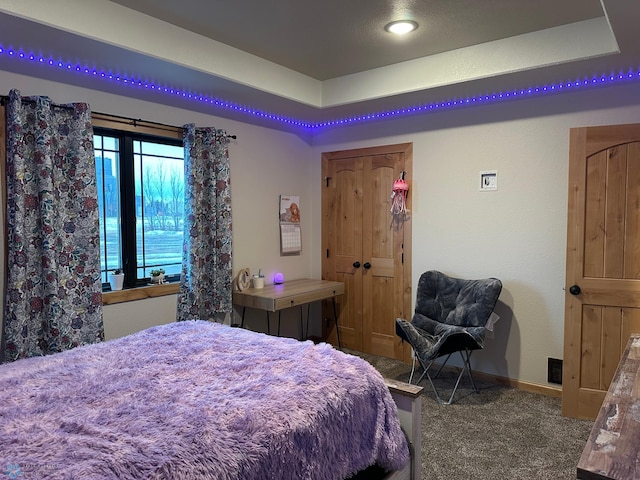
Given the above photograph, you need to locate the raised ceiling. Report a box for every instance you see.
[110,0,604,81]
[0,0,637,132]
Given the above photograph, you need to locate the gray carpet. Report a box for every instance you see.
[350,350,594,480]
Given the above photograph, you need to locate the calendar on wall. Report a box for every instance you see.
[279,195,301,255]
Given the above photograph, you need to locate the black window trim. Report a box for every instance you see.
[94,126,184,290]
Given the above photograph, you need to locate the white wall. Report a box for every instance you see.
[3,69,640,388]
[310,81,640,386]
[0,70,315,341]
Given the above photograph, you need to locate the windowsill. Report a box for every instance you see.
[102,282,180,305]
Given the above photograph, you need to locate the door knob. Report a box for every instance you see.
[363,262,372,269]
[569,285,581,295]
[353,261,361,268]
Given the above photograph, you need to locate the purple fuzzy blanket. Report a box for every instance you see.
[0,321,408,479]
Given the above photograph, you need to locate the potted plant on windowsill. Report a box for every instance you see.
[150,268,166,285]
[109,269,125,291]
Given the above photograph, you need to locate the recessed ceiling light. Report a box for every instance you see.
[384,20,418,35]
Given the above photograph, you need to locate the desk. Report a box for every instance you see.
[577,334,640,479]
[232,278,345,347]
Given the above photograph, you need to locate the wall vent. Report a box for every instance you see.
[548,358,563,385]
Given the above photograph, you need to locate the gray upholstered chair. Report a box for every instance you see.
[395,270,502,404]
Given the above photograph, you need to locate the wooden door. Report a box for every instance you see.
[322,143,412,361]
[563,124,640,419]
[322,156,364,350]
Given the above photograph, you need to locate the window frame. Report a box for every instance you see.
[92,114,184,291]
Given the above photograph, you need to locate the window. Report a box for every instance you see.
[94,124,184,289]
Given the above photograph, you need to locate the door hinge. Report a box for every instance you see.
[325,176,332,187]
[326,249,330,258]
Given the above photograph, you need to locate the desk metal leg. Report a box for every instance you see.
[273,308,306,340]
[304,303,311,340]
[332,296,342,350]
[241,307,270,335]
[235,284,343,345]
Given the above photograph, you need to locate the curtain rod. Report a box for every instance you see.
[0,94,75,111]
[93,111,237,140]
[0,96,237,140]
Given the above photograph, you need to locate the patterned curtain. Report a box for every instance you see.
[1,89,104,362]
[176,124,232,321]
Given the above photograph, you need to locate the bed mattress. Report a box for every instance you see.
[0,320,408,479]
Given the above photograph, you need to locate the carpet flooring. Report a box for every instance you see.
[350,350,594,480]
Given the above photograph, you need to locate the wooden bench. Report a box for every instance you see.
[577,334,640,479]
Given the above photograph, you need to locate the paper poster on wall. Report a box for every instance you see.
[279,195,301,255]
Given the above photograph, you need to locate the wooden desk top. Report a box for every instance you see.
[232,278,344,312]
[577,334,640,479]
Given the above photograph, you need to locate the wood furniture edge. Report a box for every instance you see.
[384,377,423,480]
[576,334,640,479]
[232,279,345,312]
[103,282,179,305]
[384,378,424,398]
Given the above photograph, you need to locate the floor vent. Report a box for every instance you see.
[548,358,563,385]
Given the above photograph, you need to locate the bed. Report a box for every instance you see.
[0,320,421,479]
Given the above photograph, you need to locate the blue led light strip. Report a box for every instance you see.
[2,46,639,131]
[317,72,640,129]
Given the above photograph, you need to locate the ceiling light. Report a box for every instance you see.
[384,20,418,35]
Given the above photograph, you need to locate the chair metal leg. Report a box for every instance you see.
[407,349,435,386]
[413,358,432,386]
[408,349,418,384]
[430,361,467,404]
[414,348,479,404]
[462,350,479,393]
[432,353,453,379]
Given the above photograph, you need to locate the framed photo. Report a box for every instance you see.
[480,170,498,191]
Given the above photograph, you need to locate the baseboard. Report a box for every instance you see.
[343,346,564,399]
[428,361,562,398]
[472,370,562,398]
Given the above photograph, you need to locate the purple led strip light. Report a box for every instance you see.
[2,45,639,130]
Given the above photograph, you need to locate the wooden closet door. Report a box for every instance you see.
[322,156,364,350]
[563,124,640,419]
[322,144,412,361]
[361,152,409,359]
